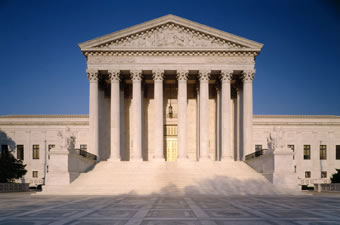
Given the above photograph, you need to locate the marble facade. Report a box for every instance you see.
[0,15,340,190]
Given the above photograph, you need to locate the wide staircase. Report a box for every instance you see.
[42,160,298,195]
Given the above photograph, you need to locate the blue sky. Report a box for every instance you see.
[0,0,339,115]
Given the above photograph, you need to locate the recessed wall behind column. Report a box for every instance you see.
[98,84,110,160]
[187,83,197,160]
[144,83,154,160]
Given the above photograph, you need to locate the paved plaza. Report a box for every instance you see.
[0,193,340,225]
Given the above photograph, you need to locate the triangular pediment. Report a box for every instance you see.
[79,15,263,52]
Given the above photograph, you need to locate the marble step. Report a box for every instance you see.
[41,160,299,195]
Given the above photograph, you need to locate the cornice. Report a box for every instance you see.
[254,115,340,119]
[253,122,340,127]
[84,50,259,57]
[253,115,340,126]
[0,115,89,126]
[0,115,89,119]
[0,121,89,126]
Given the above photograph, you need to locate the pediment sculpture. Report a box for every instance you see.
[94,23,245,49]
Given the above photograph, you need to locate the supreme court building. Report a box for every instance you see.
[1,15,340,192]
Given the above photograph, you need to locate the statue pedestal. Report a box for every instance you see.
[45,149,76,186]
[272,147,299,190]
[45,148,96,188]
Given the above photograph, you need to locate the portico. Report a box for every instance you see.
[80,15,262,162]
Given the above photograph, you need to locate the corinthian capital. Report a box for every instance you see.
[176,70,189,81]
[130,70,143,82]
[198,70,211,82]
[152,70,164,81]
[87,70,99,81]
[108,70,120,82]
[220,70,233,82]
[241,69,255,82]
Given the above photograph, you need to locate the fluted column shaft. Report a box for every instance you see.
[131,70,143,161]
[199,70,210,160]
[153,70,164,160]
[242,70,255,159]
[221,70,233,160]
[236,88,241,161]
[109,70,121,160]
[177,70,189,160]
[87,70,100,160]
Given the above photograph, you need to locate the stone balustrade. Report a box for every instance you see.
[314,183,340,192]
[0,183,29,193]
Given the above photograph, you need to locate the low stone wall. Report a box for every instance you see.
[246,147,298,190]
[0,183,29,193]
[45,149,96,186]
[314,183,340,192]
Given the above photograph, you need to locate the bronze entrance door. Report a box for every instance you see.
[164,125,178,161]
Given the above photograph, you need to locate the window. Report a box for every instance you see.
[255,145,262,152]
[336,145,340,160]
[288,145,295,159]
[320,145,327,160]
[48,144,55,160]
[305,171,311,178]
[48,144,55,151]
[80,144,87,151]
[17,145,24,160]
[32,145,39,159]
[321,171,327,178]
[32,171,38,178]
[304,145,311,160]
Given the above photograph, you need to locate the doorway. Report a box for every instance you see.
[164,125,177,161]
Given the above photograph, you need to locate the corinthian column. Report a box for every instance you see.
[220,70,233,161]
[177,70,189,160]
[109,70,121,161]
[87,70,100,160]
[131,70,143,161]
[199,70,210,160]
[152,70,164,161]
[241,70,255,159]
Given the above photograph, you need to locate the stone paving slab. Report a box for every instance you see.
[0,193,340,225]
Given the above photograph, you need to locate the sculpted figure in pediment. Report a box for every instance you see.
[102,24,242,49]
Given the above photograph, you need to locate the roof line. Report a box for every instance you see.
[78,14,263,50]
[0,115,89,118]
[1,114,339,119]
[254,115,340,118]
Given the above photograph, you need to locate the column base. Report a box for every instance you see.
[198,156,210,162]
[108,157,121,162]
[152,157,165,162]
[177,156,189,162]
[221,156,234,162]
[130,157,144,162]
